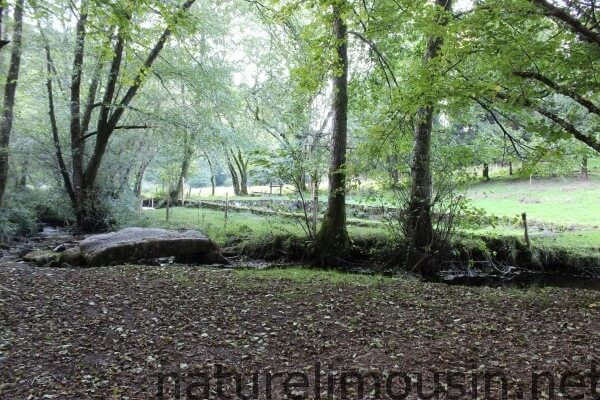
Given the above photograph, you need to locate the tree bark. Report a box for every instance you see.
[509,161,513,175]
[483,163,490,180]
[226,157,241,196]
[580,156,589,180]
[206,154,216,196]
[231,149,249,196]
[17,151,28,189]
[405,107,435,272]
[317,3,350,261]
[404,0,452,277]
[170,143,194,204]
[0,0,24,207]
[42,34,75,204]
[70,8,88,226]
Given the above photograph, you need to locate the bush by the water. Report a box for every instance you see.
[0,206,37,243]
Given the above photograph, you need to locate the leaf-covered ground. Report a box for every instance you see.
[1,264,599,399]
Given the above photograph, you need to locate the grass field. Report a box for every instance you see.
[141,165,600,255]
[143,207,389,246]
[467,177,600,227]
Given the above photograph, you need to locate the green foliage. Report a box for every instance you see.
[0,195,38,243]
[0,208,37,243]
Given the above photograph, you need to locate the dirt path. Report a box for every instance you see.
[0,264,599,399]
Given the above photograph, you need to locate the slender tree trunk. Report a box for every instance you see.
[580,156,589,180]
[41,30,75,204]
[206,155,216,196]
[317,3,350,260]
[115,164,133,197]
[509,161,513,175]
[483,163,490,180]
[226,159,240,196]
[133,171,144,200]
[405,107,435,272]
[70,11,88,224]
[387,155,400,187]
[134,160,151,203]
[0,0,24,207]
[404,0,452,277]
[170,153,193,204]
[17,152,28,189]
[231,149,249,196]
[74,0,196,232]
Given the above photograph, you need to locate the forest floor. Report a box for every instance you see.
[1,264,599,399]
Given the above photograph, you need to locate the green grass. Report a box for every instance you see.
[466,177,600,227]
[142,207,388,246]
[140,173,600,256]
[533,231,600,254]
[235,266,396,285]
[143,208,303,245]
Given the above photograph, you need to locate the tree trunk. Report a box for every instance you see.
[483,163,490,180]
[405,107,435,273]
[70,10,88,224]
[115,164,133,197]
[0,0,24,207]
[404,0,452,277]
[73,0,196,232]
[509,161,513,175]
[206,155,216,196]
[387,155,400,187]
[317,3,350,261]
[226,158,240,196]
[17,152,28,189]
[231,149,249,196]
[133,168,145,201]
[170,140,194,203]
[580,156,589,180]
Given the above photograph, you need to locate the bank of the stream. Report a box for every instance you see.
[4,214,600,291]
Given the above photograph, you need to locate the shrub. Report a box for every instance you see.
[0,206,37,243]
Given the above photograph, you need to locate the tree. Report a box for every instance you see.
[37,0,197,231]
[0,0,24,207]
[317,1,350,261]
[404,0,453,276]
[451,0,600,156]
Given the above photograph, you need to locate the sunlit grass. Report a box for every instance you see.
[467,177,600,226]
[234,266,395,285]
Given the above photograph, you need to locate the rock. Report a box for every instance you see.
[17,246,33,258]
[53,244,66,253]
[22,250,60,267]
[59,247,85,266]
[73,227,228,267]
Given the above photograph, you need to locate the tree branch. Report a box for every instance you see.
[530,0,600,46]
[472,97,523,158]
[41,29,75,203]
[348,30,398,87]
[514,70,600,116]
[81,125,154,142]
[534,105,600,153]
